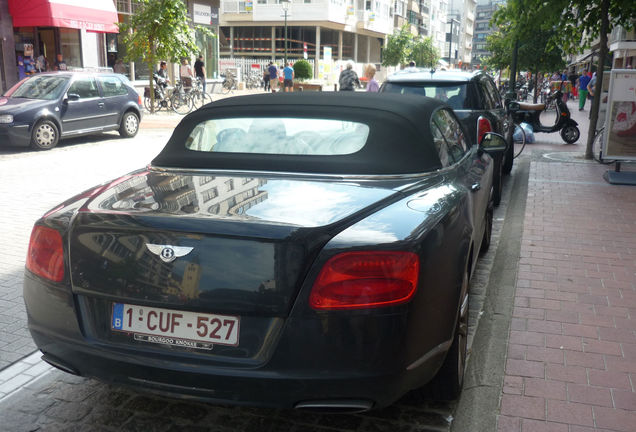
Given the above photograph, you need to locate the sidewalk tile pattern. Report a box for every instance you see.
[498,160,636,432]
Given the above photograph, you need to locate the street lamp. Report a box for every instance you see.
[281,0,290,65]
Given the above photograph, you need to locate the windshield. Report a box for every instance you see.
[4,75,70,100]
[382,82,476,110]
[185,117,370,155]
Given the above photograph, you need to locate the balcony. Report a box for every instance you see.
[609,25,636,51]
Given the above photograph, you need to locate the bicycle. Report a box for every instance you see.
[221,71,237,94]
[170,80,193,115]
[144,82,171,112]
[591,126,614,164]
[189,77,213,110]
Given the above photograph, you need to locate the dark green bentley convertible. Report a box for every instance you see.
[24,92,505,411]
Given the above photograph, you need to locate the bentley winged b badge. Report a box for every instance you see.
[145,244,194,263]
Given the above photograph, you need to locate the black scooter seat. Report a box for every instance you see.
[518,102,546,111]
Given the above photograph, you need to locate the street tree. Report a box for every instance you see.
[382,25,414,67]
[485,29,565,102]
[382,25,439,69]
[118,0,212,113]
[411,37,440,70]
[493,0,636,158]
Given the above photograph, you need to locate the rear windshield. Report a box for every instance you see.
[382,82,477,110]
[185,117,370,155]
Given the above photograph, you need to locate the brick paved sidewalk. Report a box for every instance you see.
[497,158,636,431]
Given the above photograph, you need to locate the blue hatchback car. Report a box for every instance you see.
[0,72,142,150]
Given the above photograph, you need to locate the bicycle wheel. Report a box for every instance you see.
[144,96,161,113]
[171,92,193,115]
[513,123,527,158]
[192,92,213,110]
[222,81,232,94]
[592,127,611,163]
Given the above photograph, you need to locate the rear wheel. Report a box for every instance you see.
[424,270,469,400]
[119,112,139,138]
[480,201,494,255]
[492,156,503,206]
[502,137,514,175]
[31,119,59,150]
[560,124,580,144]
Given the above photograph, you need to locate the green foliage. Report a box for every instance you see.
[382,25,414,67]
[411,37,439,69]
[382,25,439,68]
[293,59,312,80]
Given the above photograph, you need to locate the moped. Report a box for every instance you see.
[508,89,580,144]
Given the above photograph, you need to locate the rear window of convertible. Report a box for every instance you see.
[184,118,370,155]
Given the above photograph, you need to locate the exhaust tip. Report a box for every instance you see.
[294,399,373,413]
[41,352,81,376]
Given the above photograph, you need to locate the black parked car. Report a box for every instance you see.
[381,69,514,205]
[24,93,506,411]
[0,72,142,150]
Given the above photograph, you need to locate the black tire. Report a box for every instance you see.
[144,96,162,113]
[171,93,192,115]
[119,112,139,138]
[560,124,580,144]
[192,92,213,110]
[492,157,503,206]
[30,119,59,150]
[424,270,469,400]
[502,137,514,175]
[222,81,232,94]
[480,201,494,255]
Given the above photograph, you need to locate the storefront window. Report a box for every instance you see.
[60,28,81,69]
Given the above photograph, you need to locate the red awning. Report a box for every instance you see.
[9,0,119,33]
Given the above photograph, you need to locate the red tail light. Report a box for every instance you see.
[309,251,419,310]
[26,226,64,282]
[477,116,492,144]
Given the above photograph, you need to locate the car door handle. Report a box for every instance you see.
[471,183,481,191]
[97,102,105,108]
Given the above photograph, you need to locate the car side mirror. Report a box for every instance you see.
[479,132,507,153]
[66,93,80,102]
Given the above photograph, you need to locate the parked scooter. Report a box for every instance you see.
[507,89,580,144]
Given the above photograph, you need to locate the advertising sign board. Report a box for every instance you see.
[603,69,636,160]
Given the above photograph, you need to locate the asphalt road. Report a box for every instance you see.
[0,127,521,431]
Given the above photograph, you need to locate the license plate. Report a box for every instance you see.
[111,303,240,348]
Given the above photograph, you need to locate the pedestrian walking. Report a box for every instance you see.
[180,58,194,90]
[364,64,379,93]
[113,59,126,75]
[577,71,591,111]
[194,54,206,94]
[338,61,361,91]
[268,62,278,93]
[263,64,271,92]
[283,62,294,92]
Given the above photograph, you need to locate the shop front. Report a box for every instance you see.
[5,0,118,87]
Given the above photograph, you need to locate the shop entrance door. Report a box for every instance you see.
[38,28,56,71]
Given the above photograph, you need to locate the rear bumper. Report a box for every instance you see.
[24,273,449,409]
[0,124,31,147]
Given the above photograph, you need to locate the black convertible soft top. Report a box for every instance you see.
[151,92,446,175]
